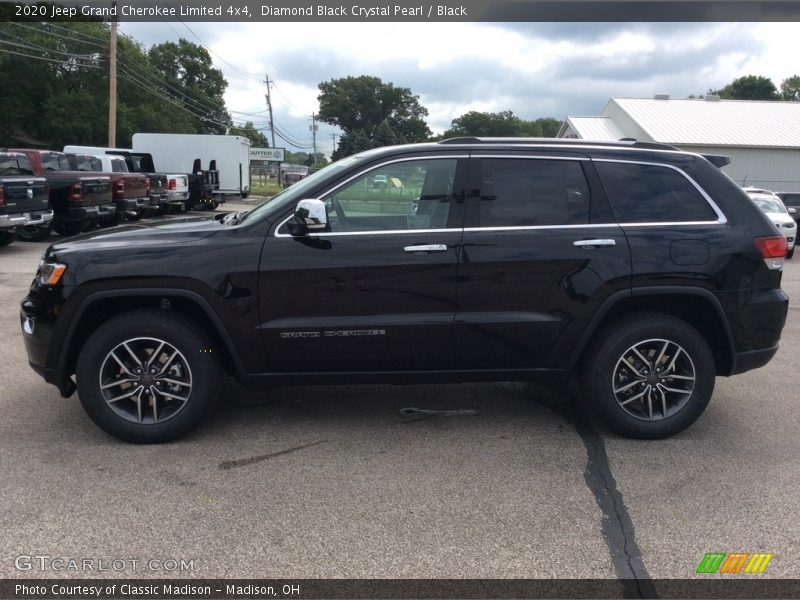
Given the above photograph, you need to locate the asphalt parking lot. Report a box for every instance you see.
[1,206,798,585]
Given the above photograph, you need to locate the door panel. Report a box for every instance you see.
[257,157,466,372]
[454,155,631,370]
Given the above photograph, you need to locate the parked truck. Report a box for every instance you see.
[63,145,189,214]
[10,149,113,239]
[131,133,250,202]
[0,151,51,246]
[65,153,149,225]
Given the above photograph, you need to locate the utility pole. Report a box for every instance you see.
[263,74,276,148]
[309,113,318,164]
[330,133,338,155]
[107,3,117,147]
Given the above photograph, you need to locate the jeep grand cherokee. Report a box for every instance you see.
[21,138,789,442]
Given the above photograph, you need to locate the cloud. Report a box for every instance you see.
[118,21,800,155]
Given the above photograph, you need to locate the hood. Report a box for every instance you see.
[48,216,222,256]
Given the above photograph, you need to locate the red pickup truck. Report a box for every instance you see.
[10,149,114,239]
[66,153,149,226]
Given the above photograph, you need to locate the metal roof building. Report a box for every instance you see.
[559,97,800,192]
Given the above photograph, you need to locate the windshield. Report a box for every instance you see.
[240,155,362,223]
[750,195,787,214]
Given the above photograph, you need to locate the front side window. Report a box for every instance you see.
[322,158,458,232]
[478,158,591,227]
[595,161,718,223]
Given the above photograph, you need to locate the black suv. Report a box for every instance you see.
[21,138,789,443]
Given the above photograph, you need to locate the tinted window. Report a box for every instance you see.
[111,159,127,173]
[0,155,18,175]
[595,161,717,223]
[41,152,71,171]
[478,159,590,227]
[17,155,34,175]
[70,155,102,171]
[321,159,457,232]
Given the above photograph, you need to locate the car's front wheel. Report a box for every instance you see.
[76,310,222,443]
[582,312,715,439]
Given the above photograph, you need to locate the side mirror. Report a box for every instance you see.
[288,199,327,236]
[789,207,797,217]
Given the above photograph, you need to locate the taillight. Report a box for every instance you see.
[69,183,83,202]
[114,181,125,199]
[0,186,5,208]
[145,177,151,194]
[754,235,787,270]
[168,178,177,190]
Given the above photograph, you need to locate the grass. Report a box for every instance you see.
[249,180,283,197]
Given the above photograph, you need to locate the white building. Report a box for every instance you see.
[559,96,800,192]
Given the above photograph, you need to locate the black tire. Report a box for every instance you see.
[100,209,124,227]
[16,223,52,242]
[581,312,715,439]
[126,211,143,221]
[0,230,15,247]
[788,246,794,259]
[76,309,222,443]
[53,220,84,237]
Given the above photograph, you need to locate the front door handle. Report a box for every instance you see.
[404,244,448,253]
[573,239,616,248]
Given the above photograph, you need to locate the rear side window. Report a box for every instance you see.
[478,158,590,227]
[0,155,18,175]
[41,152,71,171]
[111,159,127,173]
[17,155,34,175]
[595,161,718,223]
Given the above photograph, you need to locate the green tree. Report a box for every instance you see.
[148,38,230,134]
[230,121,269,147]
[711,75,779,100]
[780,75,800,100]
[442,111,562,138]
[0,23,231,148]
[317,75,431,158]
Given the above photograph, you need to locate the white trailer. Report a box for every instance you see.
[131,133,251,199]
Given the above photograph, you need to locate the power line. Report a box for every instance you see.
[0,45,102,68]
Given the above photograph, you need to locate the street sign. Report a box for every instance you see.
[250,147,285,162]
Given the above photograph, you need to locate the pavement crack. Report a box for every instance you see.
[218,439,328,470]
[573,413,657,599]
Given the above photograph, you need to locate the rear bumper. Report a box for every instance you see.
[117,196,149,212]
[0,209,53,229]
[731,345,780,375]
[65,203,116,222]
[164,191,189,205]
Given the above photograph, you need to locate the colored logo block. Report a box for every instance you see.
[697,552,773,574]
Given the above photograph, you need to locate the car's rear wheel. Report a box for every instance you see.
[100,209,124,227]
[16,223,52,242]
[581,312,715,439]
[53,220,84,237]
[76,310,221,443]
[787,246,795,259]
[0,231,16,247]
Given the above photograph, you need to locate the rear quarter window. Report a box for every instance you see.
[595,161,718,223]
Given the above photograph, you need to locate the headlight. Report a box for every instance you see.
[38,261,67,286]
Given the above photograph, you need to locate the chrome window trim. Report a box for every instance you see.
[274,154,467,238]
[274,153,728,238]
[591,158,728,224]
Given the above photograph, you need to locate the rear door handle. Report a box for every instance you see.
[404,244,448,253]
[573,239,616,248]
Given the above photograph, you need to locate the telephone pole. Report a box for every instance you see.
[309,113,318,163]
[264,74,276,148]
[107,3,118,147]
[330,133,338,155]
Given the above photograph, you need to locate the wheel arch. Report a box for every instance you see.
[57,288,245,395]
[568,287,736,377]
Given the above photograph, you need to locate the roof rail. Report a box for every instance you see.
[702,154,731,168]
[439,136,680,151]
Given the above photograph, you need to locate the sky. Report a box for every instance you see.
[120,21,800,158]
